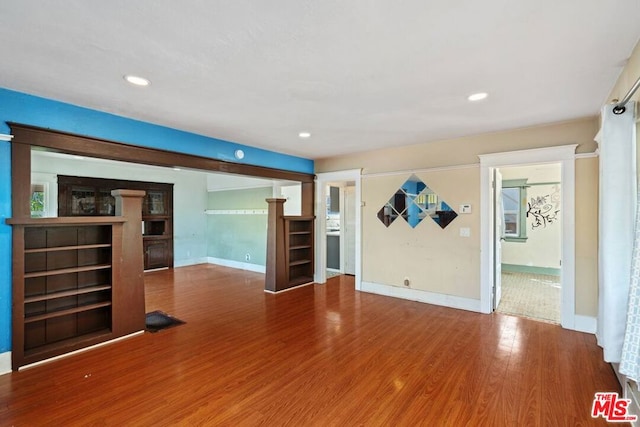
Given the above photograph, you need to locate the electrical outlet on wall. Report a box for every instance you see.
[403,277,410,287]
[245,253,251,262]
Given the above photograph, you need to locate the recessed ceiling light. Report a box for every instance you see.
[124,75,151,87]
[172,167,181,171]
[468,92,488,101]
[298,131,311,139]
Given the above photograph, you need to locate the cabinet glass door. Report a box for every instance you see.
[71,187,96,215]
[146,191,166,215]
[98,190,116,215]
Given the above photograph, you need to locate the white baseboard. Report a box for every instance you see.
[174,257,209,268]
[207,257,266,274]
[0,351,11,376]
[19,331,144,371]
[573,314,597,334]
[360,281,482,313]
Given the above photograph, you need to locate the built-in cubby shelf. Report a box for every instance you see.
[24,301,113,324]
[289,259,312,267]
[24,285,112,303]
[24,264,112,278]
[25,243,112,253]
[290,244,312,250]
[266,198,315,292]
[7,189,147,370]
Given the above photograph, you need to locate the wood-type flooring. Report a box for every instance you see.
[0,264,621,426]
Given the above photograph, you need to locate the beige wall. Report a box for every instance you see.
[317,117,600,316]
[608,41,640,107]
[575,157,599,316]
[316,39,640,320]
[316,117,598,174]
[363,167,480,299]
[607,41,640,185]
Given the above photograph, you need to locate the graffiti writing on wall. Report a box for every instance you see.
[527,184,560,229]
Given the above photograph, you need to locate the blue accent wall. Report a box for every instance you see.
[0,87,314,354]
[0,139,10,354]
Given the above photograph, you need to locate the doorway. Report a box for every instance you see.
[495,163,562,323]
[325,183,356,279]
[479,145,577,330]
[315,170,362,289]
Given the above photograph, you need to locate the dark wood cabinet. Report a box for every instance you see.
[144,239,170,270]
[58,176,173,270]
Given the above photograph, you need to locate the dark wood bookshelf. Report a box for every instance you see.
[7,190,147,370]
[266,198,315,292]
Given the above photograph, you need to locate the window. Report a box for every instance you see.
[30,183,47,218]
[502,179,527,242]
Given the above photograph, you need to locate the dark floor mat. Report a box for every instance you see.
[145,310,185,332]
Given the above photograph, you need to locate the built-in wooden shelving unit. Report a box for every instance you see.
[284,217,314,288]
[266,198,315,292]
[7,190,147,370]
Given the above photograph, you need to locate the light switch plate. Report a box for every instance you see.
[460,204,472,214]
[460,227,471,237]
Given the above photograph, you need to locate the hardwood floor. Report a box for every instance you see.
[0,264,620,426]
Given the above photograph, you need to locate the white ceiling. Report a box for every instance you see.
[1,1,639,160]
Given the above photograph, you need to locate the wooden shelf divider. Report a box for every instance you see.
[24,302,113,324]
[25,243,112,253]
[7,189,147,370]
[266,198,315,292]
[25,285,112,303]
[24,264,112,279]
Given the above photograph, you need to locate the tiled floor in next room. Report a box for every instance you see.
[497,271,561,323]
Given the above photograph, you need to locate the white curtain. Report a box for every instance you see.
[597,101,637,363]
[621,189,640,380]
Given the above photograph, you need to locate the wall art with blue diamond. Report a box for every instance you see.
[376,174,457,229]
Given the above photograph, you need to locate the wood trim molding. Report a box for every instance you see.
[8,122,316,223]
[8,123,315,183]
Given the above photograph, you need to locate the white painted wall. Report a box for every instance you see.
[500,163,562,270]
[280,184,302,215]
[31,152,209,267]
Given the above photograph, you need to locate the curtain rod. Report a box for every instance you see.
[613,75,640,115]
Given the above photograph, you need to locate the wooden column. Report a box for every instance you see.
[11,142,31,218]
[265,198,286,292]
[301,181,315,217]
[111,189,146,335]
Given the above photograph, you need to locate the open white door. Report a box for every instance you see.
[493,169,503,310]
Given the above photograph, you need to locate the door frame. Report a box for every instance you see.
[315,169,362,289]
[493,169,503,310]
[343,185,357,275]
[479,145,577,329]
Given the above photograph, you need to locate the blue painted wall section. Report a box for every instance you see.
[0,87,314,354]
[0,139,11,354]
